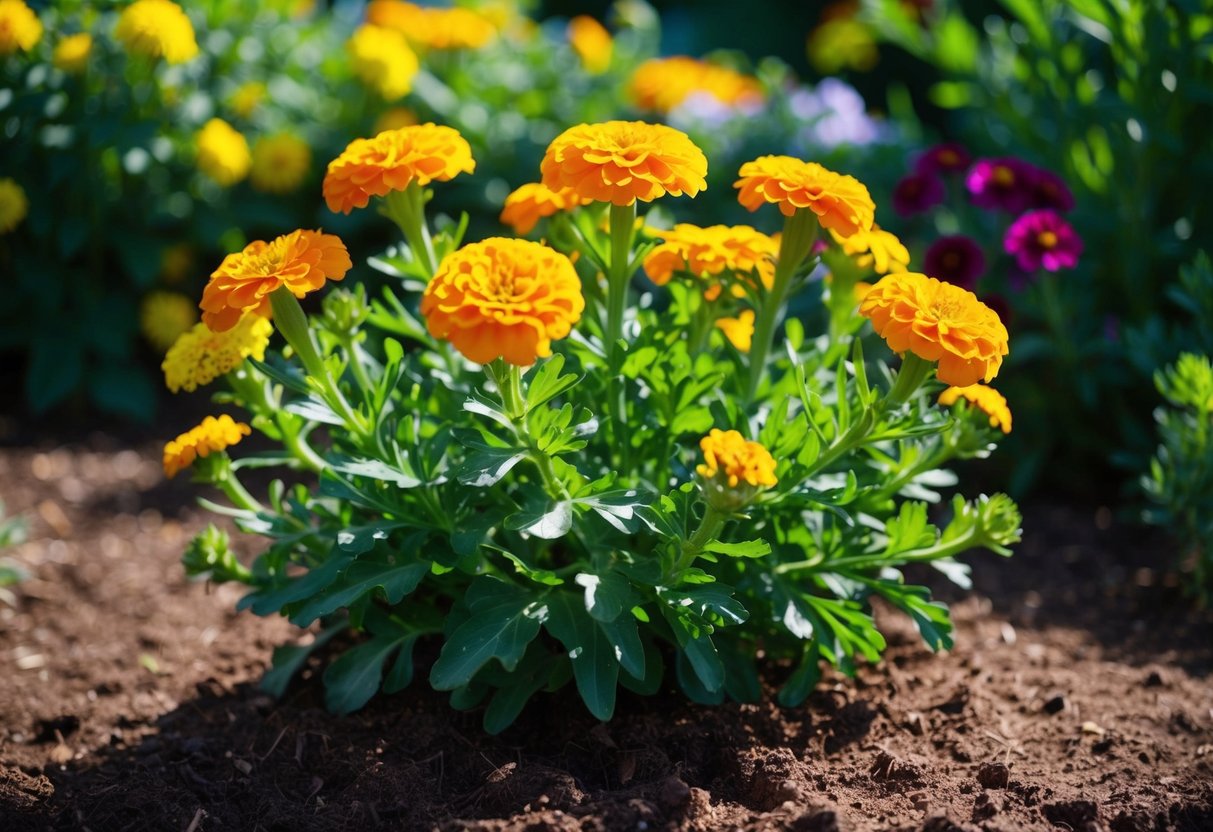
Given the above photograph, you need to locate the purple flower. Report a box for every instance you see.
[915,142,972,176]
[1028,167,1075,212]
[966,157,1035,213]
[892,173,945,216]
[1003,210,1083,273]
[924,235,986,290]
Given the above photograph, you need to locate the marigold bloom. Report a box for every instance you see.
[830,224,909,275]
[420,238,584,366]
[251,132,312,194]
[374,106,418,135]
[323,124,475,214]
[200,229,352,332]
[915,143,971,176]
[568,15,611,74]
[141,291,197,352]
[923,235,985,290]
[0,0,41,54]
[499,182,590,235]
[891,172,945,216]
[939,384,1012,434]
[196,118,251,187]
[735,156,874,236]
[859,272,1010,387]
[628,56,763,113]
[966,157,1034,213]
[229,81,266,119]
[163,315,273,393]
[1003,210,1082,273]
[114,0,198,64]
[716,309,755,353]
[541,121,707,207]
[0,178,28,234]
[643,224,777,299]
[697,428,777,489]
[53,33,92,73]
[347,24,419,101]
[163,415,251,479]
[367,0,496,50]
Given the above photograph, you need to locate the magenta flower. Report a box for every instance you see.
[892,173,946,216]
[915,142,972,176]
[1003,210,1083,272]
[924,235,986,290]
[1029,167,1075,212]
[966,157,1035,213]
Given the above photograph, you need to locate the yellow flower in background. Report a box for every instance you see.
[160,242,193,284]
[643,224,777,300]
[628,56,763,114]
[540,120,708,206]
[736,156,875,236]
[163,415,251,478]
[114,0,198,64]
[196,118,251,187]
[697,428,777,489]
[251,132,311,194]
[568,15,611,74]
[0,0,41,54]
[807,17,877,75]
[830,224,910,275]
[162,315,273,393]
[715,309,756,353]
[499,182,591,235]
[347,24,419,101]
[420,238,584,366]
[140,291,197,352]
[53,33,92,73]
[373,106,418,135]
[0,178,28,234]
[859,272,1009,387]
[229,81,267,119]
[200,229,351,332]
[323,124,475,214]
[367,0,496,50]
[939,384,1012,434]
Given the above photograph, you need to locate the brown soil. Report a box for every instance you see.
[1,439,1211,832]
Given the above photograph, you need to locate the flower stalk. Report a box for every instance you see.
[605,201,637,473]
[384,183,439,274]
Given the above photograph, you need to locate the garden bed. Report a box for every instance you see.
[0,440,1211,832]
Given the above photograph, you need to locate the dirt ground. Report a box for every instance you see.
[0,437,1211,832]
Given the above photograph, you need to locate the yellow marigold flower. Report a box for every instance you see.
[374,106,418,135]
[568,15,611,74]
[141,291,197,353]
[736,156,875,237]
[643,224,777,299]
[939,384,1012,434]
[0,178,28,234]
[114,0,198,65]
[251,132,311,194]
[367,0,496,50]
[628,56,764,114]
[697,428,777,489]
[347,24,419,101]
[323,124,475,214]
[229,81,266,119]
[0,0,41,54]
[716,309,755,353]
[420,237,584,366]
[859,272,1009,387]
[163,415,251,479]
[196,118,251,187]
[163,315,273,393]
[200,229,352,332]
[807,17,877,75]
[53,33,92,73]
[830,224,910,275]
[540,120,708,207]
[853,280,873,303]
[499,182,590,235]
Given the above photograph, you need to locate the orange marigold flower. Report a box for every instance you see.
[200,229,352,332]
[643,224,777,299]
[420,237,584,366]
[367,0,496,50]
[0,0,42,55]
[938,384,1012,434]
[830,224,910,275]
[697,428,777,489]
[568,15,612,74]
[500,182,591,235]
[323,124,475,214]
[163,415,251,478]
[859,272,1009,387]
[736,155,875,236]
[541,120,708,207]
[628,56,764,114]
[716,309,755,353]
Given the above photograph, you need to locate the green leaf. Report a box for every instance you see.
[429,578,548,690]
[597,611,646,679]
[662,607,724,693]
[482,649,556,734]
[778,643,823,707]
[323,634,409,715]
[876,583,954,652]
[330,457,423,488]
[249,357,310,394]
[452,428,526,487]
[703,539,771,558]
[261,627,341,699]
[290,559,430,627]
[545,593,619,721]
[525,353,581,413]
[574,489,651,534]
[382,635,420,693]
[336,523,407,555]
[884,502,936,554]
[239,552,353,616]
[574,572,636,623]
[505,499,573,539]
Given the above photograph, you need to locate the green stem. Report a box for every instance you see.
[281,422,326,473]
[674,503,727,574]
[342,338,375,400]
[218,470,264,514]
[606,202,637,476]
[775,526,986,576]
[384,183,439,274]
[687,296,714,355]
[487,362,569,501]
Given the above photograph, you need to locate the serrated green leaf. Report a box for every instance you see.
[703,539,771,558]
[429,578,547,690]
[545,593,619,721]
[323,635,408,715]
[290,559,429,626]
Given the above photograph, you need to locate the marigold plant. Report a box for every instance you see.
[113,0,198,64]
